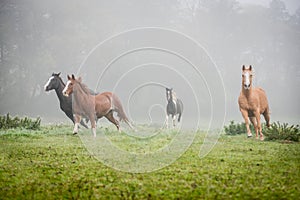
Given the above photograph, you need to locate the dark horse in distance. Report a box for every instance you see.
[165,88,183,128]
[44,72,89,128]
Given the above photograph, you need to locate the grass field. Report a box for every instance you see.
[0,124,299,199]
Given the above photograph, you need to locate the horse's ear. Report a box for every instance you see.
[67,75,71,80]
[57,72,61,76]
[72,74,75,80]
[242,65,245,70]
[249,65,252,70]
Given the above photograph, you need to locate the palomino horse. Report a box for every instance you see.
[165,88,183,128]
[238,65,270,140]
[44,72,88,128]
[62,74,133,137]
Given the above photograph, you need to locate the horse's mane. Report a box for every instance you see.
[52,73,65,86]
[172,91,177,101]
[57,76,65,86]
[76,79,91,96]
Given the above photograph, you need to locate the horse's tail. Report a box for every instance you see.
[112,94,134,129]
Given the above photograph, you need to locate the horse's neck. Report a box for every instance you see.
[168,98,176,107]
[242,87,253,97]
[73,84,92,102]
[55,80,67,102]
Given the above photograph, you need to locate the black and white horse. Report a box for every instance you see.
[165,88,183,128]
[44,72,89,128]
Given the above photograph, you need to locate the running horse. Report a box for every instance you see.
[165,88,183,128]
[238,65,270,140]
[62,74,133,137]
[44,72,88,128]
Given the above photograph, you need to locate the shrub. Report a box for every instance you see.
[0,113,41,130]
[224,120,255,135]
[223,120,269,135]
[264,122,300,142]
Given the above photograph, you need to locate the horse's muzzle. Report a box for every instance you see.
[244,84,250,89]
[44,86,50,91]
[63,91,69,97]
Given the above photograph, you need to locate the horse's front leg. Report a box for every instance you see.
[165,115,169,129]
[172,115,176,128]
[240,109,252,137]
[254,111,263,140]
[89,114,97,138]
[73,114,81,135]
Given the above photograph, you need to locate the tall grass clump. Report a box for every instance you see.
[264,122,299,142]
[224,120,254,135]
[0,113,41,130]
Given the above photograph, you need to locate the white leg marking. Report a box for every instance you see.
[172,115,176,127]
[73,123,79,134]
[92,127,96,138]
[165,115,169,129]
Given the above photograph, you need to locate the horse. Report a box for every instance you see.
[62,74,133,137]
[165,88,183,128]
[238,65,270,140]
[44,72,89,128]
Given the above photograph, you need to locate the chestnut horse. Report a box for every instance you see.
[238,65,270,140]
[62,74,133,137]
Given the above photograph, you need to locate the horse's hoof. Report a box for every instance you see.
[247,134,252,138]
[73,132,78,135]
[260,136,264,141]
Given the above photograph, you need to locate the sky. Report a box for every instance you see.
[238,0,300,14]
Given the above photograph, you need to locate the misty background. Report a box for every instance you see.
[0,0,299,128]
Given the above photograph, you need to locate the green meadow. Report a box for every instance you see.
[0,125,299,199]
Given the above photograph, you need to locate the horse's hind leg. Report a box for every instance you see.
[105,111,120,131]
[263,109,271,128]
[178,113,182,122]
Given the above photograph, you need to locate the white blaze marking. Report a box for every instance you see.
[62,80,71,96]
[44,76,54,91]
[243,72,250,89]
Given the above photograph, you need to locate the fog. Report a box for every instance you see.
[0,0,299,129]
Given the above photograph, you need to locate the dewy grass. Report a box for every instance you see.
[0,125,299,199]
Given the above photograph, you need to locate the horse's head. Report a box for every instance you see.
[242,65,253,90]
[63,74,77,97]
[166,88,173,101]
[44,72,62,91]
